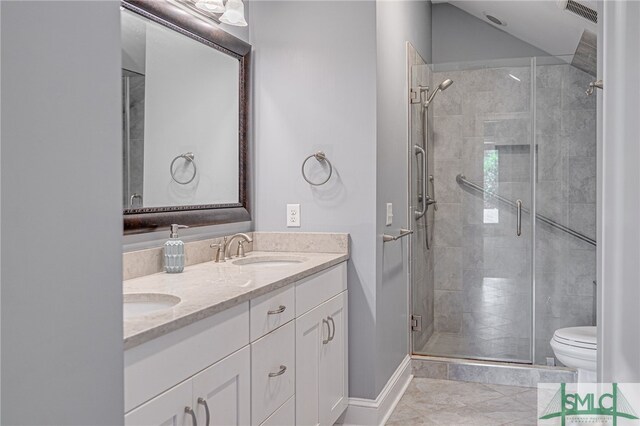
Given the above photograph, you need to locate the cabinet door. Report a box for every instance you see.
[319,291,348,426]
[295,303,327,426]
[192,346,251,426]
[125,380,194,426]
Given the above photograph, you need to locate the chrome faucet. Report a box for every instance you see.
[224,233,253,260]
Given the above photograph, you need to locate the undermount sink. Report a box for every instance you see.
[232,255,307,267]
[123,293,180,319]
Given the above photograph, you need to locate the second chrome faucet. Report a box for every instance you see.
[210,233,253,262]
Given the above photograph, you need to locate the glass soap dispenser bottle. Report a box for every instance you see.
[165,224,188,273]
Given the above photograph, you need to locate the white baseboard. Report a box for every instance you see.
[337,354,413,426]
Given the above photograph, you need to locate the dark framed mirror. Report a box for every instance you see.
[121,0,250,235]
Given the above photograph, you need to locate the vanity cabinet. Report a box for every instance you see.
[295,291,348,426]
[125,346,250,426]
[124,262,348,426]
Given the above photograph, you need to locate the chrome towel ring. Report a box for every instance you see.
[170,152,197,185]
[301,151,333,186]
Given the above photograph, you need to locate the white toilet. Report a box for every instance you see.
[550,326,597,382]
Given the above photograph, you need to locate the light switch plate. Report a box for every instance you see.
[386,203,393,226]
[287,204,300,227]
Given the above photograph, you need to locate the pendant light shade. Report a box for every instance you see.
[194,0,225,14]
[219,0,247,26]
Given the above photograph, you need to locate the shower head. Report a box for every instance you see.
[425,78,454,106]
[439,79,454,91]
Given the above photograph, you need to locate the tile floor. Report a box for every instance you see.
[386,378,537,425]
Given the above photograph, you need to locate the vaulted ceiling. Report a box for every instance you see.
[436,0,598,57]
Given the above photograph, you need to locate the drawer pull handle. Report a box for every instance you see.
[185,406,197,426]
[197,397,210,426]
[322,318,330,344]
[267,305,286,315]
[268,365,287,378]
[328,316,336,342]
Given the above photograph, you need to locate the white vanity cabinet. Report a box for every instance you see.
[124,261,348,426]
[125,346,250,426]
[124,302,251,426]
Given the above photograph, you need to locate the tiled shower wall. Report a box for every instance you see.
[419,61,596,365]
[410,47,435,351]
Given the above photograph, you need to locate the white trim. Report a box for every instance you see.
[337,355,412,426]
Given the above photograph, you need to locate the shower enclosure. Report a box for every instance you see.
[409,54,597,366]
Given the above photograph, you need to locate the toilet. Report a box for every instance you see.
[550,326,597,382]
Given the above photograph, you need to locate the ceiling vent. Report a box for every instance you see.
[558,0,598,24]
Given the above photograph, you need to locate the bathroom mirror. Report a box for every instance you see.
[121,0,250,234]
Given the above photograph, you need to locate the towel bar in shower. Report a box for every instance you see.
[456,174,596,247]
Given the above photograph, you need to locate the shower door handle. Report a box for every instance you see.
[414,145,427,220]
[516,200,522,236]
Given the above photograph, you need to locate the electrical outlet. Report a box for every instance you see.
[386,203,393,226]
[287,204,300,227]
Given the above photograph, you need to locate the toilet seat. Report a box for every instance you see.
[552,326,597,351]
[550,326,597,382]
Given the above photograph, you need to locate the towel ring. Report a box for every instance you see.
[170,152,197,185]
[301,151,333,186]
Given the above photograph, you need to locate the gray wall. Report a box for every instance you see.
[250,1,379,398]
[375,0,432,393]
[432,3,549,64]
[1,2,124,424]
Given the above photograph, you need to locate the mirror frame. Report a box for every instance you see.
[122,0,251,235]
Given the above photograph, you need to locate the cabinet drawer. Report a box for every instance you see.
[296,262,347,316]
[260,396,294,426]
[251,321,295,425]
[125,302,249,413]
[250,284,294,341]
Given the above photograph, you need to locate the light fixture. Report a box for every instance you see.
[508,74,521,82]
[219,0,247,27]
[194,0,225,14]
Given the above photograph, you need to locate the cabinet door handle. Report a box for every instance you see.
[267,305,286,315]
[185,406,198,426]
[268,365,287,378]
[322,318,330,344]
[327,316,336,342]
[197,397,210,426]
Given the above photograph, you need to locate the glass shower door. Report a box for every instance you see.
[412,58,534,363]
[409,57,436,355]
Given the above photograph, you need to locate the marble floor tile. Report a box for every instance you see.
[386,378,538,425]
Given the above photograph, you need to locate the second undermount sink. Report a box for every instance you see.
[123,293,181,319]
[232,255,307,267]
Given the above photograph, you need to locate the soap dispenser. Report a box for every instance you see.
[165,224,188,273]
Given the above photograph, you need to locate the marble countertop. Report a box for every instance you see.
[123,251,349,350]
